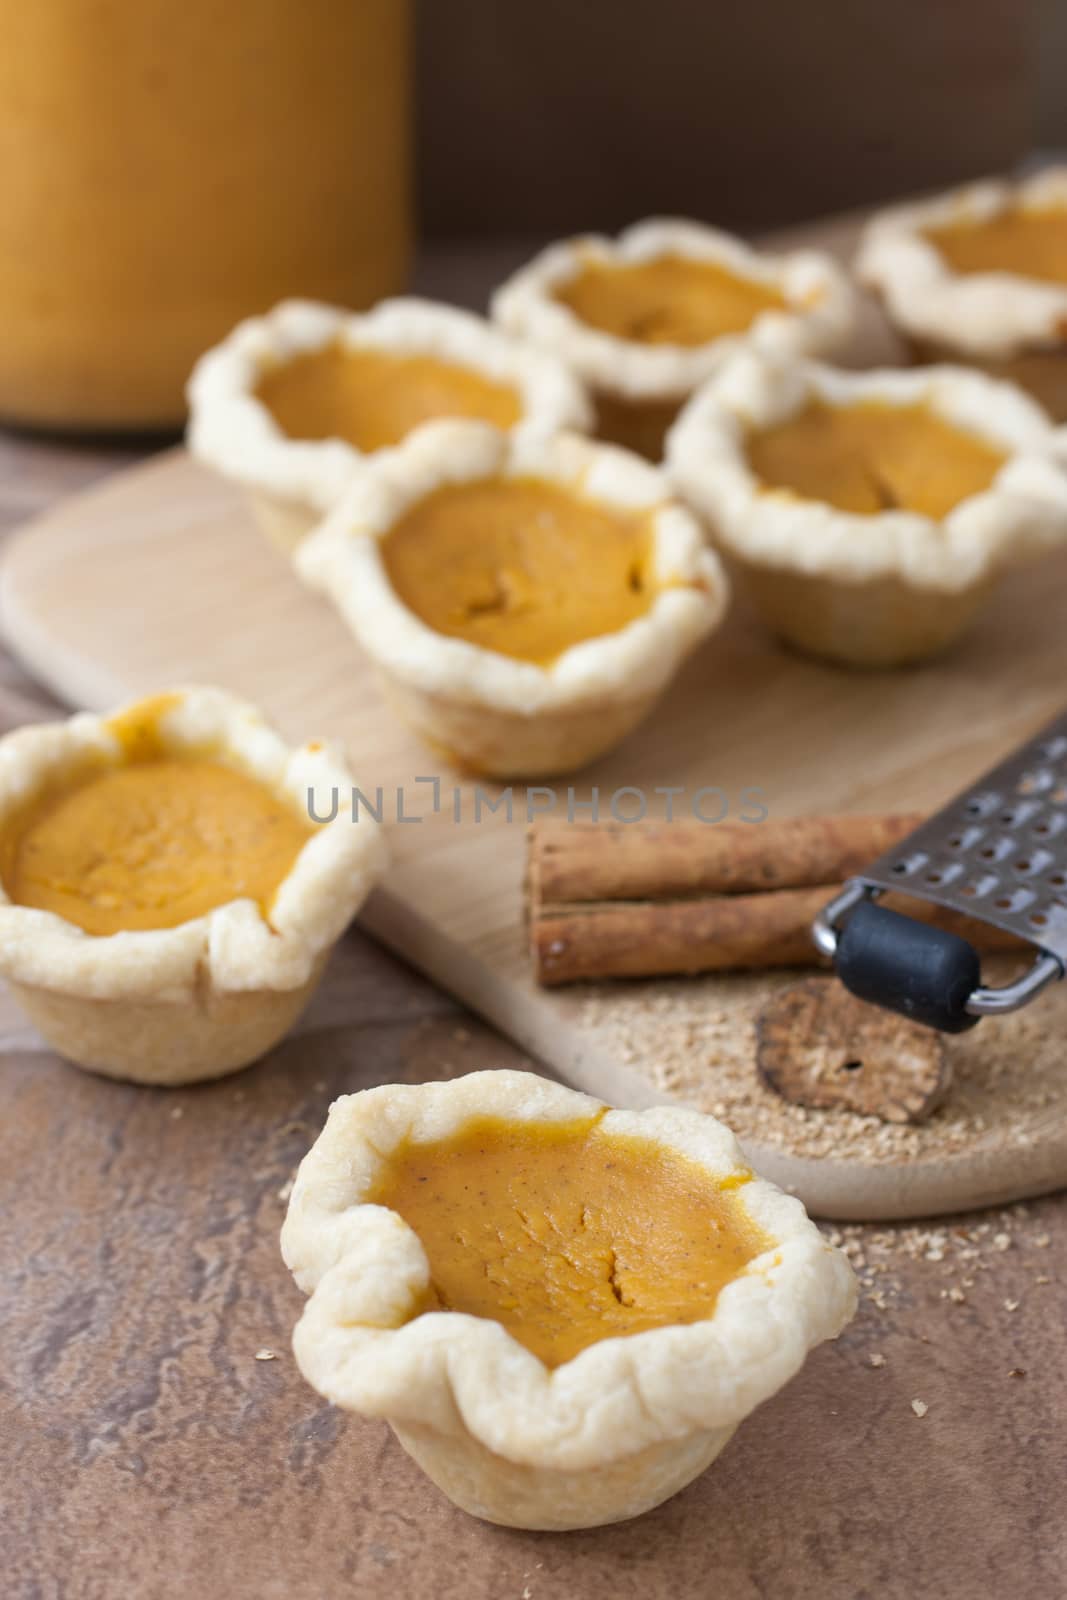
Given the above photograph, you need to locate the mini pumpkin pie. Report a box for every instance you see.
[0,687,386,1085]
[666,350,1067,668]
[857,170,1067,421]
[281,1068,856,1531]
[295,422,728,777]
[491,218,858,462]
[187,297,592,553]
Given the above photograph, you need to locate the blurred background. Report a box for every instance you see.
[1,0,1064,433]
[416,0,1060,238]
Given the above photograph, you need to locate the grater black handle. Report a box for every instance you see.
[813,704,1067,1028]
[834,900,982,1034]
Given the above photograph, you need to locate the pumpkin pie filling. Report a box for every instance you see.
[381,476,662,663]
[255,342,522,453]
[369,1113,769,1368]
[553,254,787,346]
[746,398,1007,518]
[924,205,1067,287]
[1,698,311,936]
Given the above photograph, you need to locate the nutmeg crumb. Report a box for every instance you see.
[579,960,1067,1172]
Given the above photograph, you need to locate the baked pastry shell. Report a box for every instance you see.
[0,686,387,1085]
[187,297,593,552]
[296,423,730,778]
[281,1068,856,1531]
[857,171,1067,420]
[666,351,1067,668]
[491,218,859,457]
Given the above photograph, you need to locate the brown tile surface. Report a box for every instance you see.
[2,996,1066,1600]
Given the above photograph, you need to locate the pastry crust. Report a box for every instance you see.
[0,687,387,1084]
[296,423,729,777]
[491,218,858,404]
[666,351,1067,667]
[281,1069,856,1530]
[857,171,1067,363]
[187,298,593,551]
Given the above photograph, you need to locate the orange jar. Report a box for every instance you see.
[0,0,412,430]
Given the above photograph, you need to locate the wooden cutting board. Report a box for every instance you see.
[3,447,1067,1220]
[3,213,1067,1219]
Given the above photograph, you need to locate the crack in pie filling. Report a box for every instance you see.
[0,687,386,1085]
[296,422,728,778]
[187,297,592,553]
[666,350,1067,669]
[367,1111,769,1369]
[492,218,857,461]
[552,253,789,348]
[378,476,660,666]
[282,1070,856,1530]
[857,170,1067,421]
[743,397,1007,520]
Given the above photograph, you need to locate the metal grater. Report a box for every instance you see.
[813,708,1067,1033]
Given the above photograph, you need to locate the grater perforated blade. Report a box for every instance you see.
[813,708,1067,1033]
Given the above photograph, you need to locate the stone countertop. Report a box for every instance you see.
[1,251,1065,1599]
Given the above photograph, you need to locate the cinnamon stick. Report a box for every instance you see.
[527,815,1023,987]
[528,814,925,905]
